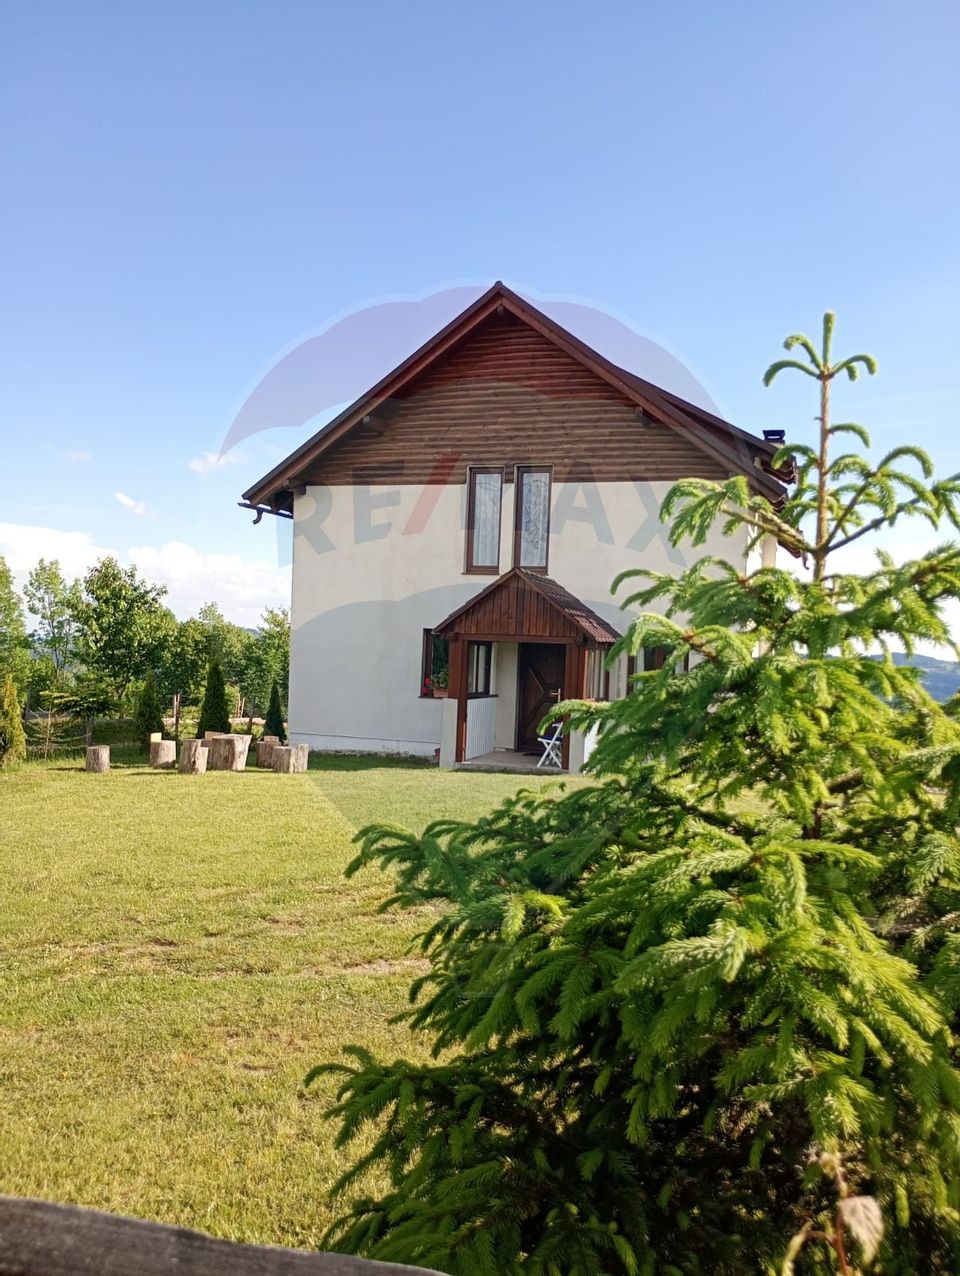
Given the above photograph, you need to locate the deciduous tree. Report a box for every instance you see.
[71,558,172,706]
[23,558,79,675]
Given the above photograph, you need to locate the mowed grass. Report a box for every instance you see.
[0,753,573,1248]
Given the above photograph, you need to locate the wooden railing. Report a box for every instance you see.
[0,1195,441,1276]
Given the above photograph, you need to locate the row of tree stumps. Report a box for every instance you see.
[83,734,308,775]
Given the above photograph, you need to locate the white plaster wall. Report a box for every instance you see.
[288,479,754,754]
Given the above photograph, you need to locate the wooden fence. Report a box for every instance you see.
[0,1195,441,1276]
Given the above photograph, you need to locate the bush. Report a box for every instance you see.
[264,679,286,743]
[196,660,230,737]
[133,669,164,746]
[0,675,26,767]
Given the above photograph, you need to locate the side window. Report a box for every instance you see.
[466,641,492,696]
[465,468,503,574]
[585,648,607,699]
[420,630,450,697]
[514,467,551,571]
[628,646,690,685]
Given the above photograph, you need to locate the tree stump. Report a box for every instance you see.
[272,743,308,774]
[148,732,162,744]
[207,734,252,772]
[84,745,110,773]
[264,735,279,745]
[178,739,208,774]
[255,740,276,768]
[149,740,176,769]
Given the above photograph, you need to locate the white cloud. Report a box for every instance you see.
[187,450,243,475]
[127,540,288,623]
[115,491,147,516]
[0,522,287,627]
[0,522,105,582]
[56,449,93,464]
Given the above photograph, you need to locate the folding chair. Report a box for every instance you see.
[536,721,563,768]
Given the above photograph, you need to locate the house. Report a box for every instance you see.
[241,282,785,772]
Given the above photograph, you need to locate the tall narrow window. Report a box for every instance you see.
[466,468,503,573]
[515,467,551,571]
[467,641,492,696]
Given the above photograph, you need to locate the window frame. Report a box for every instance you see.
[585,647,607,700]
[627,646,691,686]
[466,640,493,698]
[420,629,450,698]
[513,465,552,573]
[464,467,504,575]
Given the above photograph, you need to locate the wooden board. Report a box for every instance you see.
[299,314,730,487]
[0,1194,441,1276]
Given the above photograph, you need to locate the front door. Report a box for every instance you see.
[517,643,565,752]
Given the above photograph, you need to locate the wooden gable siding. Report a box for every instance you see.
[300,313,731,487]
[439,573,585,642]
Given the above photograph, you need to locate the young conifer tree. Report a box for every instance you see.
[133,668,164,747]
[196,659,231,737]
[309,316,960,1275]
[264,679,287,743]
[0,675,27,767]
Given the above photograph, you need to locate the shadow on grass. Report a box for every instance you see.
[33,749,436,776]
[306,752,434,774]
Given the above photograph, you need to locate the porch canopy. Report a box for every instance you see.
[434,567,621,766]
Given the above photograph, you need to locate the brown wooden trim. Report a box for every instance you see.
[560,641,590,770]
[435,566,620,646]
[444,632,576,644]
[464,467,503,575]
[512,464,552,573]
[448,637,468,764]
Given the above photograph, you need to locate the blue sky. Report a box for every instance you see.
[2,1,958,624]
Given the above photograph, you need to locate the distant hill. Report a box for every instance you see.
[887,652,960,702]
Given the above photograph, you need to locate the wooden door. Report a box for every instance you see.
[517,643,565,752]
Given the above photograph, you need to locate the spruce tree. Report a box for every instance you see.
[264,679,286,743]
[133,668,164,747]
[196,659,230,737]
[309,315,960,1275]
[0,675,26,767]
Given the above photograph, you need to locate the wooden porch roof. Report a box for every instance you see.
[434,568,622,645]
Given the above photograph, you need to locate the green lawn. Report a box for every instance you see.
[0,753,572,1248]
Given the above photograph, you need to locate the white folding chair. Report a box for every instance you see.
[536,721,563,768]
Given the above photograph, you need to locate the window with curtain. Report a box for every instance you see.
[585,648,607,699]
[515,467,551,570]
[466,469,503,573]
[467,641,492,696]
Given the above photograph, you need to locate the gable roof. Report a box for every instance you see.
[434,567,622,645]
[241,282,787,516]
